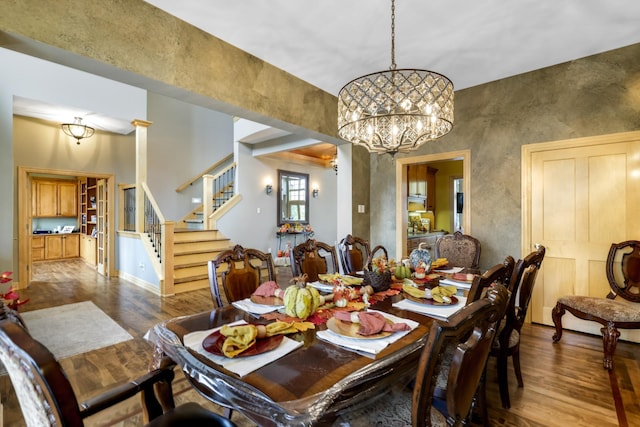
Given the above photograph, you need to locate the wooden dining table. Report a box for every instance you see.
[146,294,435,426]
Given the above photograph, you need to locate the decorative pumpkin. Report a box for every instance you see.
[283,274,321,319]
[409,242,432,272]
[394,265,412,279]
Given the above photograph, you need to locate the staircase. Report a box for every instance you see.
[172,228,232,293]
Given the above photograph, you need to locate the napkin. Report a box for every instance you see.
[232,298,284,315]
[316,310,418,356]
[333,311,411,335]
[439,278,472,290]
[393,296,467,320]
[434,266,464,274]
[184,321,302,377]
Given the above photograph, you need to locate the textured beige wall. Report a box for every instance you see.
[368,43,640,269]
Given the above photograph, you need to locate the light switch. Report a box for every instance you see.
[358,204,365,213]
[191,197,202,204]
[257,207,261,214]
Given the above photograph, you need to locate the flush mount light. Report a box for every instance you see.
[61,117,95,145]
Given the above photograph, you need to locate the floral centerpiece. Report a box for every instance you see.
[363,256,395,292]
[1,272,28,310]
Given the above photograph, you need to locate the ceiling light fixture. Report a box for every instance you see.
[337,0,454,157]
[61,117,95,145]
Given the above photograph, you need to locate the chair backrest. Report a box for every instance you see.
[208,244,276,307]
[411,283,510,426]
[434,231,481,268]
[338,234,389,274]
[0,318,84,427]
[606,240,640,302]
[290,239,339,282]
[498,245,546,348]
[466,256,515,304]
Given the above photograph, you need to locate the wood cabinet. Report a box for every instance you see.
[32,179,78,217]
[407,165,438,211]
[80,234,97,266]
[38,234,80,260]
[31,236,45,261]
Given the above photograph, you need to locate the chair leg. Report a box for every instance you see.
[512,347,523,388]
[551,302,565,342]
[497,355,510,409]
[601,322,620,371]
[223,407,233,419]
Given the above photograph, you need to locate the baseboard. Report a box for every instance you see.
[118,271,161,296]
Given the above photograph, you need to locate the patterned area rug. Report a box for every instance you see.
[20,301,133,359]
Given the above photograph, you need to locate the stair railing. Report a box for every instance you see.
[202,162,237,229]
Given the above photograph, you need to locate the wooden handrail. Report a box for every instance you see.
[175,153,233,193]
[140,182,166,223]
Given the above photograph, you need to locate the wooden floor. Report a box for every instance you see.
[4,259,639,426]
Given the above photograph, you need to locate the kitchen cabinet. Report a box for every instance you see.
[42,234,80,260]
[80,234,97,266]
[32,179,78,217]
[407,165,437,211]
[406,231,446,259]
[31,236,45,261]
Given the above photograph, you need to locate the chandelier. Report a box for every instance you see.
[337,0,454,157]
[61,117,95,145]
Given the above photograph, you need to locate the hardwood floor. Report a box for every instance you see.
[3,259,638,426]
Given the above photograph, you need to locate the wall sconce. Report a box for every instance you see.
[265,184,272,195]
[312,187,319,198]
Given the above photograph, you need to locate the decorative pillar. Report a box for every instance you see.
[132,119,152,232]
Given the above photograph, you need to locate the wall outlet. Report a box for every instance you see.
[257,207,261,214]
[139,262,145,270]
[191,197,202,204]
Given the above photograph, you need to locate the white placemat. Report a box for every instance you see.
[393,296,467,320]
[232,298,284,315]
[184,321,302,377]
[316,310,418,356]
[434,267,464,274]
[308,281,335,293]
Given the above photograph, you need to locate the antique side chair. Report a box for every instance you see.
[290,239,339,282]
[435,231,482,269]
[338,234,388,275]
[552,240,640,370]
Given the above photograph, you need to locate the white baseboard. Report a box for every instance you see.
[118,271,161,296]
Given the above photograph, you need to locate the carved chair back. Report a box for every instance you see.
[466,256,515,304]
[435,231,481,269]
[606,240,640,302]
[411,284,510,426]
[290,239,339,282]
[338,234,389,274]
[208,244,276,308]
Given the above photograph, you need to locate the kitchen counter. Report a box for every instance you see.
[406,231,446,258]
[407,231,446,239]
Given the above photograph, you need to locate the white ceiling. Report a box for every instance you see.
[13,1,640,140]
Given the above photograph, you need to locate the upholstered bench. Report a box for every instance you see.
[552,240,640,370]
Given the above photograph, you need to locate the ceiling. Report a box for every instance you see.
[13,1,640,161]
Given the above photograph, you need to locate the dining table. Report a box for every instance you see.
[145,270,477,426]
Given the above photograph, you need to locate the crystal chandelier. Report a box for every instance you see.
[61,117,95,145]
[337,0,454,157]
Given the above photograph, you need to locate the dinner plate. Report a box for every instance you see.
[403,292,459,307]
[202,330,284,358]
[249,295,284,306]
[326,317,392,340]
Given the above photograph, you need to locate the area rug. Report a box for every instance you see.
[20,301,133,360]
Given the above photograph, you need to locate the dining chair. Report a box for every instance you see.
[490,245,546,409]
[207,244,276,308]
[338,234,388,275]
[334,283,510,427]
[434,231,482,269]
[552,240,640,370]
[290,239,339,282]
[0,305,238,427]
[466,255,515,304]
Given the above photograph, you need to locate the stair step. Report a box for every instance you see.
[174,264,208,279]
[173,229,224,242]
[173,277,210,293]
[174,239,230,254]
[174,249,231,265]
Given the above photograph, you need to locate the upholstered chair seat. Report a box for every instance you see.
[557,295,640,323]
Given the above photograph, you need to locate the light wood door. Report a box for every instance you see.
[526,133,640,340]
[96,179,107,276]
[58,181,78,216]
[44,235,63,259]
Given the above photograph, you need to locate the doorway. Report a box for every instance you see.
[394,150,471,261]
[17,166,115,288]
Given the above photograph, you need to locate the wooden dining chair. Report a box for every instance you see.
[207,244,276,308]
[435,231,482,269]
[290,239,339,282]
[466,255,515,304]
[338,234,388,275]
[552,240,640,370]
[490,245,546,409]
[0,307,238,427]
[335,284,510,427]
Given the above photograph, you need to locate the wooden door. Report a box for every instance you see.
[96,179,107,276]
[526,133,640,340]
[62,234,79,258]
[58,181,78,216]
[45,235,63,260]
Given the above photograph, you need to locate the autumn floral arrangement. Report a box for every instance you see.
[1,272,28,310]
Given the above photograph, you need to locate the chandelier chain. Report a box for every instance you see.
[390,0,396,70]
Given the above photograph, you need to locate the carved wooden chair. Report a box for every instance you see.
[207,244,276,308]
[335,284,510,427]
[490,245,546,408]
[435,231,482,269]
[552,240,640,370]
[338,234,388,275]
[290,239,339,282]
[466,255,515,304]
[0,306,237,427]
